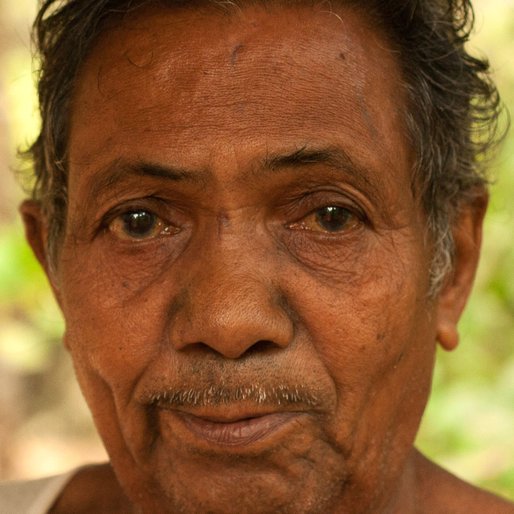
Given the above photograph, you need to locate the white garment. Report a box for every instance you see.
[0,470,76,514]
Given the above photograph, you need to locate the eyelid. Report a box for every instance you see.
[278,186,367,213]
[99,194,161,219]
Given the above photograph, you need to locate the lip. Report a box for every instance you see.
[164,409,300,447]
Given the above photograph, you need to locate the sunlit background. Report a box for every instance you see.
[0,0,513,500]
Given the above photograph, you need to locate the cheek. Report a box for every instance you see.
[58,241,171,395]
[283,250,436,501]
[58,249,169,489]
[284,227,436,442]
[295,272,427,400]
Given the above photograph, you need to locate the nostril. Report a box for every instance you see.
[245,340,281,356]
[183,342,218,355]
[179,340,283,359]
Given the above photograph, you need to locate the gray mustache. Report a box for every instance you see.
[145,384,321,408]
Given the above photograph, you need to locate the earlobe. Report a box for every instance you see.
[19,199,60,296]
[435,191,488,352]
[436,321,459,351]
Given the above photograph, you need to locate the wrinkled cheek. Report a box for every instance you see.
[62,309,155,393]
[315,314,434,506]
[59,255,161,380]
[296,272,433,477]
[68,355,163,512]
[61,303,159,463]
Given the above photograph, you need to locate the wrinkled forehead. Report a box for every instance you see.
[86,2,387,77]
[69,1,411,191]
[74,3,400,100]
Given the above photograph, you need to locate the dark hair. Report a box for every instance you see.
[28,0,505,290]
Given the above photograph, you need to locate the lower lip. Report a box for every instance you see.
[174,412,298,446]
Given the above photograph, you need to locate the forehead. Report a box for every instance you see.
[69,3,411,191]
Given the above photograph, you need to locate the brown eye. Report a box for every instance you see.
[109,210,172,240]
[289,206,360,234]
[316,206,356,232]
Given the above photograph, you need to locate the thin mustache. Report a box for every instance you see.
[143,384,321,409]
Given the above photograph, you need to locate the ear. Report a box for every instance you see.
[436,191,488,351]
[19,200,62,303]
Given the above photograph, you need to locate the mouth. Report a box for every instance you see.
[142,384,321,451]
[154,404,304,449]
[176,411,299,446]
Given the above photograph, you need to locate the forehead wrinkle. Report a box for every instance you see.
[73,4,404,151]
[89,3,367,99]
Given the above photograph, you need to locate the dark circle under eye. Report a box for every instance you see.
[121,211,157,238]
[315,206,352,232]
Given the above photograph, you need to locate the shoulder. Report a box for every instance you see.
[0,470,76,514]
[414,451,514,514]
[47,463,132,514]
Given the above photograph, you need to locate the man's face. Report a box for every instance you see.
[52,4,439,513]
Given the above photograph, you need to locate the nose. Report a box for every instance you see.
[168,245,294,359]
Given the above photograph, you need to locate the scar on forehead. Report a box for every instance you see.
[124,47,155,68]
[93,44,155,96]
[231,43,245,64]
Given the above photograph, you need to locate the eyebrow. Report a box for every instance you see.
[85,145,383,203]
[87,159,207,199]
[261,146,384,202]
[263,146,352,170]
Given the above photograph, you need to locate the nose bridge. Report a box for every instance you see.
[169,233,293,358]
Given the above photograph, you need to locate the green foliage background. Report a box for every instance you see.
[0,0,512,498]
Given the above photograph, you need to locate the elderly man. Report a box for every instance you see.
[0,0,512,512]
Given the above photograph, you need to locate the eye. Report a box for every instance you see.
[289,206,360,234]
[108,210,176,240]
